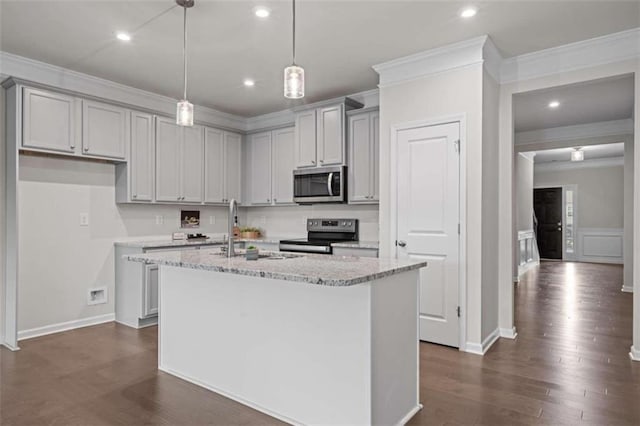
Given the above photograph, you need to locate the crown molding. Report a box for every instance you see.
[515,119,633,145]
[373,35,491,87]
[501,28,640,84]
[535,156,624,172]
[482,36,503,83]
[0,51,248,131]
[518,152,536,162]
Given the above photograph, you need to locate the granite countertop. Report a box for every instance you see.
[331,241,379,249]
[124,248,426,287]
[115,236,283,249]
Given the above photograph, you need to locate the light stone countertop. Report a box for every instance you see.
[331,241,379,249]
[114,236,283,249]
[124,248,426,287]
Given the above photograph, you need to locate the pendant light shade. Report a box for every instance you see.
[177,99,194,127]
[284,65,304,99]
[176,0,194,126]
[284,0,304,99]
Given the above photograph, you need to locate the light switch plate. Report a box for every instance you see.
[79,213,89,226]
[155,215,164,225]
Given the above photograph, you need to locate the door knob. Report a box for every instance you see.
[397,240,407,247]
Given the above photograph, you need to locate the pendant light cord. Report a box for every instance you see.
[183,5,188,100]
[292,0,296,65]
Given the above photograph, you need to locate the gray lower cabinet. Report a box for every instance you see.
[115,243,222,328]
[332,246,379,258]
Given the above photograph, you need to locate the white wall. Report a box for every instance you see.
[244,205,379,241]
[17,155,233,332]
[625,139,634,290]
[0,86,5,342]
[379,64,485,348]
[481,71,500,342]
[515,154,535,233]
[534,165,624,229]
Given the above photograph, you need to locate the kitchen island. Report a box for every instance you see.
[125,248,426,425]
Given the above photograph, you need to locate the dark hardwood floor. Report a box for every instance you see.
[1,261,638,425]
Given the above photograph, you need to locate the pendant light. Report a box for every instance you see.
[284,0,304,99]
[176,0,194,126]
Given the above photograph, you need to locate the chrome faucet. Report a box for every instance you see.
[227,199,238,257]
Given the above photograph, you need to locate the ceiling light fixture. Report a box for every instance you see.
[548,100,560,108]
[284,0,304,99]
[254,6,271,18]
[116,32,131,42]
[176,0,195,127]
[460,7,477,18]
[244,79,255,87]
[571,148,584,162]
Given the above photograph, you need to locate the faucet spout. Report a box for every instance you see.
[228,199,238,257]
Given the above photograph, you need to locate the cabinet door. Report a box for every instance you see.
[181,125,204,203]
[317,104,344,166]
[22,87,76,153]
[249,132,272,205]
[348,113,372,203]
[82,100,127,160]
[370,112,380,202]
[155,117,182,202]
[272,127,295,205]
[204,127,225,203]
[130,112,154,201]
[224,132,243,203]
[294,110,317,168]
[142,264,159,318]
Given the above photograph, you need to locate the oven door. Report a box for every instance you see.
[293,166,345,204]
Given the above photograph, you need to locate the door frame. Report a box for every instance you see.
[389,114,467,351]
[533,184,579,262]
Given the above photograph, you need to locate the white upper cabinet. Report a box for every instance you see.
[129,111,154,201]
[155,117,182,202]
[348,109,379,204]
[181,125,204,203]
[81,100,127,160]
[204,128,241,204]
[294,98,363,170]
[317,104,345,166]
[272,127,295,205]
[248,131,273,205]
[22,87,77,153]
[294,109,317,168]
[204,128,225,203]
[224,132,243,203]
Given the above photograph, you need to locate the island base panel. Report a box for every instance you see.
[158,265,420,425]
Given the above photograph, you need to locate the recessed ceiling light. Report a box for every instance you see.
[254,6,271,18]
[460,7,477,18]
[244,79,256,87]
[548,100,560,108]
[116,32,131,42]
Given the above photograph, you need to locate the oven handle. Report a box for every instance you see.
[279,244,331,254]
[327,172,334,197]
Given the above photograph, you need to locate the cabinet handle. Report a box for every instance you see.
[83,147,89,152]
[311,160,316,164]
[267,199,270,203]
[132,194,137,199]
[70,144,75,149]
[177,196,181,201]
[274,198,277,202]
[320,160,324,164]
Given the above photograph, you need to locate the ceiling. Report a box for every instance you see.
[530,142,625,164]
[514,74,635,132]
[1,1,639,117]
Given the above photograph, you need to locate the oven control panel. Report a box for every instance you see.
[307,218,358,233]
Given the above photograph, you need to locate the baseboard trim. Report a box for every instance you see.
[464,328,500,355]
[18,313,115,341]
[630,346,640,362]
[396,404,423,426]
[622,285,634,293]
[1,342,21,351]
[499,327,518,339]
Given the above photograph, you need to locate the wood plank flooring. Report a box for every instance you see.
[1,261,638,425]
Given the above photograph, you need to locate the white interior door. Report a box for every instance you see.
[396,121,460,347]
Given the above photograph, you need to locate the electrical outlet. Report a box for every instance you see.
[155,215,164,225]
[209,216,215,225]
[79,213,89,226]
[260,216,267,225]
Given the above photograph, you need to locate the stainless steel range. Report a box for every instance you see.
[279,219,359,255]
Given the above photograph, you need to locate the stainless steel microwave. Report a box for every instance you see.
[293,165,346,204]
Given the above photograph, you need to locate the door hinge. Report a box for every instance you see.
[457,306,461,318]
[454,139,460,153]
